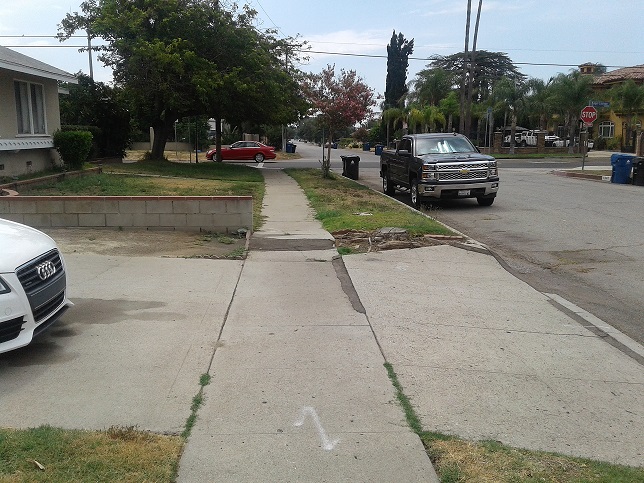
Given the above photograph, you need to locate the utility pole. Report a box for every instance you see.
[87,30,94,80]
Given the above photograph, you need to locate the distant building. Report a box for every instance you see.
[0,46,77,177]
[590,64,644,150]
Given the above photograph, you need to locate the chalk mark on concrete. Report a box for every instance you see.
[294,406,339,450]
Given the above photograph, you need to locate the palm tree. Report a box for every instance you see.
[465,0,483,136]
[439,92,460,133]
[459,0,473,133]
[423,105,446,133]
[382,107,405,146]
[609,79,644,149]
[549,72,594,153]
[525,77,554,131]
[406,107,424,134]
[492,78,528,154]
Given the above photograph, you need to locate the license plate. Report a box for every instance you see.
[457,190,470,196]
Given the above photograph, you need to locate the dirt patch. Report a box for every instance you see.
[43,227,463,258]
[42,228,248,259]
[332,228,465,253]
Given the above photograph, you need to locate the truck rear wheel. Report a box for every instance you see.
[410,179,421,209]
[383,174,396,195]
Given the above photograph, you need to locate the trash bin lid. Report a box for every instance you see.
[610,153,636,166]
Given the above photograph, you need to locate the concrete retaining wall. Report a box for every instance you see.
[0,195,253,233]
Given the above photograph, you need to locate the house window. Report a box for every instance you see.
[14,81,46,135]
[598,121,614,138]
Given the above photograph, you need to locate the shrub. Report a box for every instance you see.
[605,136,621,151]
[62,125,102,160]
[595,136,607,150]
[53,130,93,170]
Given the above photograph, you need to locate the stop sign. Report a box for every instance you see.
[580,105,598,125]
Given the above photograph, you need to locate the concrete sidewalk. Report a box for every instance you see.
[177,169,439,481]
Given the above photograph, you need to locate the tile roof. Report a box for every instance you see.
[0,45,77,82]
[594,65,644,85]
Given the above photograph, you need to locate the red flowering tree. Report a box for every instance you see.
[303,65,375,177]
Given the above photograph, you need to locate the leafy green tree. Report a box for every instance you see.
[548,71,594,153]
[430,50,525,108]
[59,73,131,158]
[58,0,306,160]
[384,31,414,109]
[302,65,375,177]
[410,68,455,106]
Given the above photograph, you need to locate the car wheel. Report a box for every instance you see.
[520,140,527,147]
[254,153,265,163]
[410,179,421,209]
[477,196,495,206]
[383,174,396,195]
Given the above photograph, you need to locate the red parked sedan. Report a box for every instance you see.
[206,141,276,162]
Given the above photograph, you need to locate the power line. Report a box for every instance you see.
[301,49,628,69]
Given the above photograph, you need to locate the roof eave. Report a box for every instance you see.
[0,60,78,83]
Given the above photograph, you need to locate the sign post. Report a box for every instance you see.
[580,106,598,171]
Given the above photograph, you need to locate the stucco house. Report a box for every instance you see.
[0,45,77,177]
[581,63,644,152]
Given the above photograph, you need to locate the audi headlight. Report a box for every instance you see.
[0,276,11,295]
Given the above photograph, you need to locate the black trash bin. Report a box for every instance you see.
[341,155,360,180]
[632,157,644,186]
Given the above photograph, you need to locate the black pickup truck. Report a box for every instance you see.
[380,133,499,207]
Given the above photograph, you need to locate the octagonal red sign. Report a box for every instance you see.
[580,106,598,124]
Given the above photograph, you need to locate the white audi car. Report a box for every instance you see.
[0,218,72,354]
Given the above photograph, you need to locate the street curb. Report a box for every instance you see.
[552,170,610,182]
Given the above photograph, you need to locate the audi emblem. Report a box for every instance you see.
[36,261,56,281]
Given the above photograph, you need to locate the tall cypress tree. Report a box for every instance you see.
[384,31,414,109]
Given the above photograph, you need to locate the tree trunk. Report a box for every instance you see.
[465,0,482,137]
[509,113,517,155]
[215,117,223,162]
[151,120,172,160]
[459,0,472,134]
[322,128,332,178]
[567,114,575,154]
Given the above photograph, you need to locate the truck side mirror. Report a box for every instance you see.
[397,149,410,157]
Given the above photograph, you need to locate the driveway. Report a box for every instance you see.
[0,252,242,433]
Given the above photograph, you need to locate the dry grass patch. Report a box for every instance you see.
[0,426,183,483]
[423,434,644,483]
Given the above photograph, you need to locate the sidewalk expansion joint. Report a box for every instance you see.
[249,237,335,251]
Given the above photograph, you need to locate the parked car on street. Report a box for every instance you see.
[0,218,72,354]
[553,137,594,150]
[380,133,499,207]
[205,141,276,162]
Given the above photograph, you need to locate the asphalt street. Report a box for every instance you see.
[278,142,643,347]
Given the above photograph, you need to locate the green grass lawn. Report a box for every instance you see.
[285,168,453,236]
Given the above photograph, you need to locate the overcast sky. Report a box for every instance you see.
[1,0,641,96]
